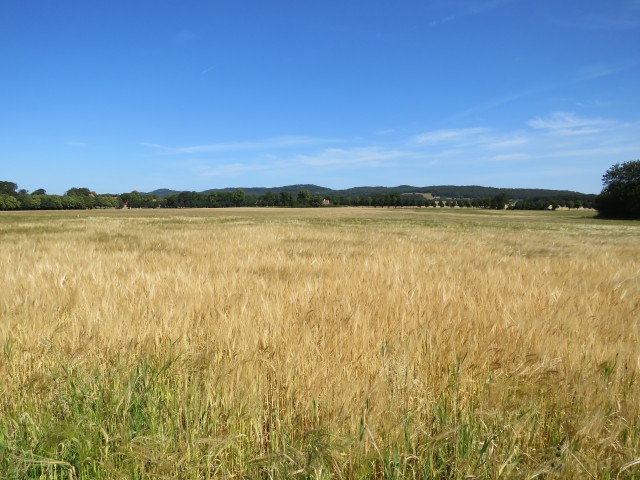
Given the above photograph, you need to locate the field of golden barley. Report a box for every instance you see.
[0,207,639,479]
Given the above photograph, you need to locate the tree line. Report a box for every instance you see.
[0,181,597,211]
[0,184,124,210]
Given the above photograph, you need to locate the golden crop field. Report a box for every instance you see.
[1,207,639,479]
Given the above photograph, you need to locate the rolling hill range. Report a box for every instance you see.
[147,184,596,201]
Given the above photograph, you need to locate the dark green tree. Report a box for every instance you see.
[206,192,218,207]
[372,193,385,207]
[0,181,18,195]
[278,191,294,207]
[62,194,87,209]
[20,194,41,209]
[259,192,276,207]
[123,191,145,208]
[297,189,311,206]
[231,189,245,207]
[490,193,508,209]
[0,194,21,210]
[65,187,93,197]
[309,196,323,207]
[595,160,640,219]
[40,195,63,210]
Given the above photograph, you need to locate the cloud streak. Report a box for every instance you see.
[190,161,271,178]
[413,128,488,144]
[528,112,614,135]
[296,147,419,167]
[429,0,516,26]
[451,61,634,122]
[142,136,341,154]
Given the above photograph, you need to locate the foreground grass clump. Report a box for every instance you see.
[0,207,639,478]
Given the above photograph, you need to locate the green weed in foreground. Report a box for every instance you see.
[1,346,639,479]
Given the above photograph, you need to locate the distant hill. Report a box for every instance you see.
[146,188,180,198]
[207,184,336,197]
[147,184,596,201]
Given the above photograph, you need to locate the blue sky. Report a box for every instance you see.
[2,0,639,194]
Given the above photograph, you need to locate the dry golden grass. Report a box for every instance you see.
[0,207,639,478]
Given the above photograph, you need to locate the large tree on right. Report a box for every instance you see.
[595,160,640,219]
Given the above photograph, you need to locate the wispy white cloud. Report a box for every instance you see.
[201,65,218,75]
[296,147,416,167]
[543,145,640,158]
[430,15,456,26]
[186,146,433,181]
[451,61,634,122]
[429,0,515,26]
[574,63,633,82]
[190,161,269,177]
[575,99,615,108]
[414,127,488,144]
[489,153,532,162]
[414,128,533,152]
[142,136,340,154]
[484,136,530,149]
[528,111,614,135]
[141,142,171,152]
[450,90,537,121]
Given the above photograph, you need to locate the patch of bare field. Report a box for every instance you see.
[0,208,638,478]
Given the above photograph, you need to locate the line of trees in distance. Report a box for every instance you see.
[0,185,125,210]
[0,181,596,211]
